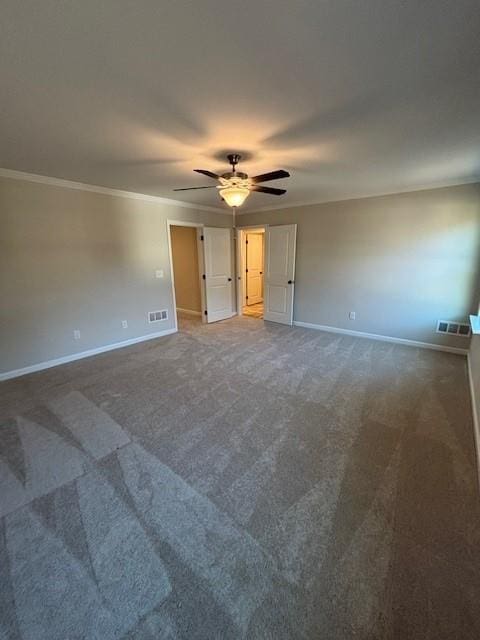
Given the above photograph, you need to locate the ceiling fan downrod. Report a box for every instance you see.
[227,153,241,175]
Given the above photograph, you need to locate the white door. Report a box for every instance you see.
[203,227,234,323]
[264,224,297,325]
[246,233,264,305]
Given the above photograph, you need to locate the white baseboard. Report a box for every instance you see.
[176,308,202,317]
[0,327,178,382]
[293,320,468,355]
[467,354,480,489]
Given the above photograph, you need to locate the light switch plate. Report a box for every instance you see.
[155,270,164,279]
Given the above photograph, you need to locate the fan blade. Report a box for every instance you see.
[250,185,287,196]
[250,169,290,183]
[173,186,217,191]
[194,169,221,180]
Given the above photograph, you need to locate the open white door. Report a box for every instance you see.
[264,224,297,325]
[203,227,234,323]
[246,232,264,305]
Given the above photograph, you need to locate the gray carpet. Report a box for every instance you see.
[1,314,479,639]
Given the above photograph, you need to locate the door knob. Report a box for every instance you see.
[288,280,294,284]
[228,277,232,281]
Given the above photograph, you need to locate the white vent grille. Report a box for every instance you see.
[148,309,168,323]
[436,320,471,337]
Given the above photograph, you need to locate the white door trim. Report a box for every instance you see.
[235,224,267,229]
[236,228,246,314]
[167,219,206,331]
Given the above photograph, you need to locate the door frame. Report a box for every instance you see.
[167,219,206,331]
[235,224,268,317]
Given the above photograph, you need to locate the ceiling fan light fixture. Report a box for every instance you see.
[174,154,290,203]
[219,185,249,207]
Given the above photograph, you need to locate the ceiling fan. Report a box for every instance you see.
[173,153,290,207]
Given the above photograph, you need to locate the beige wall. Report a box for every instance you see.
[170,226,201,313]
[2,175,480,377]
[240,183,480,348]
[0,175,231,375]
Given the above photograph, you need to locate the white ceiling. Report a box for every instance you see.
[1,1,479,212]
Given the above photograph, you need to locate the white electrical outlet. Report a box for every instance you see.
[155,269,164,279]
[121,320,128,329]
[349,311,356,320]
[73,329,81,340]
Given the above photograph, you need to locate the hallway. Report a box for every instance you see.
[243,302,264,319]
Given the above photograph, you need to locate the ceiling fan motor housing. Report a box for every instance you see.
[227,153,242,169]
[222,171,248,180]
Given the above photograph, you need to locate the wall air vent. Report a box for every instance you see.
[148,310,168,323]
[458,324,471,336]
[436,320,471,337]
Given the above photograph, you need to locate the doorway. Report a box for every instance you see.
[238,227,266,319]
[237,223,297,325]
[169,224,203,327]
[168,221,235,330]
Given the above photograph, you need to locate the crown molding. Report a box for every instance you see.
[3,167,477,218]
[0,167,230,215]
[238,177,480,215]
